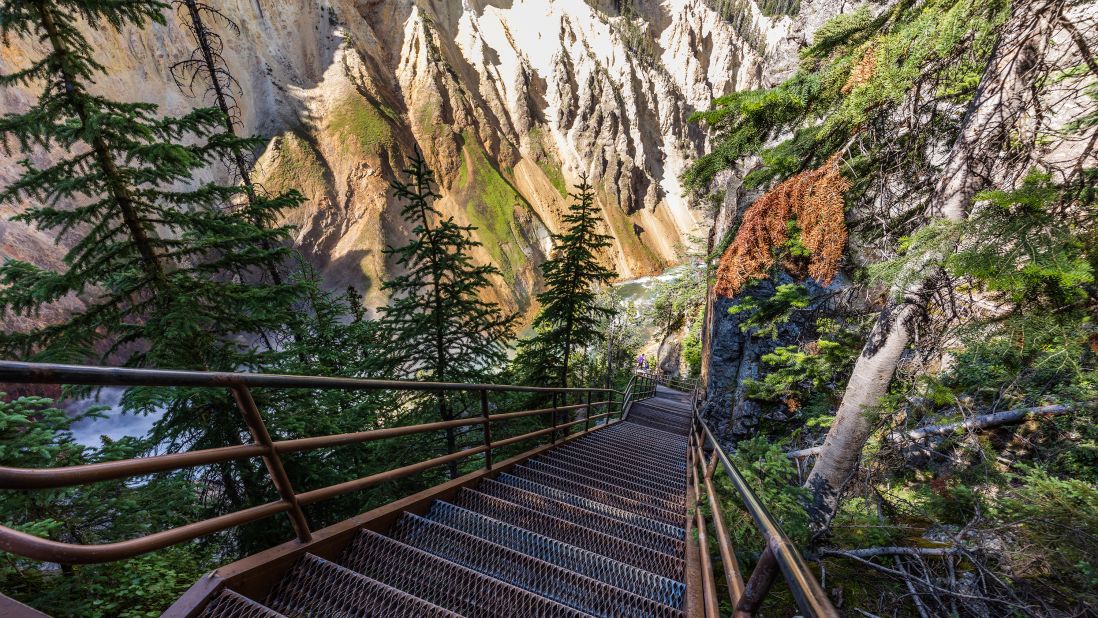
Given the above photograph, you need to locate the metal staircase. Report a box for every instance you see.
[198,386,694,617]
[0,362,838,617]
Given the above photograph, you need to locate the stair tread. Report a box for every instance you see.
[511,464,685,525]
[424,500,686,606]
[197,590,288,618]
[539,449,686,490]
[556,438,688,471]
[528,455,686,505]
[266,553,458,618]
[522,459,685,510]
[391,512,684,617]
[495,472,685,539]
[341,528,587,617]
[478,477,685,555]
[452,488,684,580]
[587,425,690,452]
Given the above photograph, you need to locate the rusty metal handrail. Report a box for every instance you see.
[650,373,838,618]
[0,361,619,565]
[0,361,611,393]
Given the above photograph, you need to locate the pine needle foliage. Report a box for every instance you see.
[715,154,849,296]
[686,0,1009,194]
[515,176,617,387]
[0,0,303,370]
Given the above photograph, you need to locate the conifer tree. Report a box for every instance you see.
[377,152,516,476]
[515,175,617,387]
[0,0,302,370]
[0,0,307,549]
[170,0,302,286]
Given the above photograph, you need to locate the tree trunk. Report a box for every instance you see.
[37,0,165,284]
[803,0,1062,534]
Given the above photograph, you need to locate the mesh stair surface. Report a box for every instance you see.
[197,388,694,617]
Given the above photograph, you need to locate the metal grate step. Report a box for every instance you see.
[452,488,684,580]
[612,421,692,445]
[341,528,587,617]
[522,459,685,511]
[265,553,458,617]
[528,455,686,505]
[478,478,685,556]
[555,438,688,473]
[539,448,686,491]
[616,415,692,435]
[424,500,686,607]
[390,512,684,618]
[625,414,692,436]
[494,473,685,539]
[197,590,287,618]
[582,424,690,455]
[510,464,685,525]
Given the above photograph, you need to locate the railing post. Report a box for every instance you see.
[550,392,559,443]
[480,390,493,470]
[583,388,593,432]
[230,384,312,543]
[734,546,780,617]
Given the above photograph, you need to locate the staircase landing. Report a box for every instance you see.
[196,387,695,617]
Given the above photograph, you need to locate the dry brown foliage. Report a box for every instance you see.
[842,46,878,94]
[715,154,849,297]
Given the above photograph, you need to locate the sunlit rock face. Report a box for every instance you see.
[0,0,783,317]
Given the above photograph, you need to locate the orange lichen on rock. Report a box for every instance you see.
[842,46,877,94]
[714,153,849,297]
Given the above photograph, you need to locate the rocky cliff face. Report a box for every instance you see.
[0,0,785,317]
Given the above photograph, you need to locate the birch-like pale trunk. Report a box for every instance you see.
[803,0,1063,533]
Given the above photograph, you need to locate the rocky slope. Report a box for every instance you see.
[0,0,788,317]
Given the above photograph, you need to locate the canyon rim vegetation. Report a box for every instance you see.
[0,0,1094,617]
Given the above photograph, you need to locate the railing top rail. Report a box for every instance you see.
[0,361,615,394]
[635,370,697,386]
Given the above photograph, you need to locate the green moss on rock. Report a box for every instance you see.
[329,94,393,156]
[459,131,534,286]
[263,132,327,197]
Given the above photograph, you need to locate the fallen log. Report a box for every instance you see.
[788,404,1073,459]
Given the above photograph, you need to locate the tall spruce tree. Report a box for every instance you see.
[0,0,302,368]
[170,0,299,285]
[377,152,515,476]
[0,0,306,550]
[515,175,616,387]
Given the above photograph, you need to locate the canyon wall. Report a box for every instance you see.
[0,0,786,318]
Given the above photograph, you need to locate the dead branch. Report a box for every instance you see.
[819,546,957,559]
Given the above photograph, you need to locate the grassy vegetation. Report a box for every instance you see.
[540,162,568,198]
[329,93,393,156]
[458,131,534,286]
[263,131,327,197]
[526,126,569,198]
[597,182,662,272]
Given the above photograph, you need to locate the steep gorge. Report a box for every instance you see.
[0,0,788,317]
